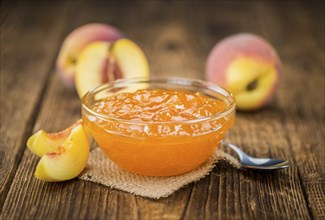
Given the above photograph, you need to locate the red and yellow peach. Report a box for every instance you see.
[56,23,122,88]
[75,39,149,98]
[206,33,281,111]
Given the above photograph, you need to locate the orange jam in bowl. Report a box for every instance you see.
[82,77,236,176]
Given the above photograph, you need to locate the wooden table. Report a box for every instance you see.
[1,1,324,219]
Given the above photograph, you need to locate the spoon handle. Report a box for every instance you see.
[221,140,245,161]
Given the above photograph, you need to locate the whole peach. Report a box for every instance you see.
[206,33,281,111]
[56,23,122,88]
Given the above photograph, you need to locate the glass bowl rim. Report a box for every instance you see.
[81,77,236,125]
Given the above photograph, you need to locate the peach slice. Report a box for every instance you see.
[27,121,90,182]
[75,39,149,98]
[56,23,122,88]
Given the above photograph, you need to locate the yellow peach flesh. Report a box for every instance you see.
[113,39,149,80]
[27,120,82,157]
[27,122,89,182]
[226,57,278,110]
[75,42,111,98]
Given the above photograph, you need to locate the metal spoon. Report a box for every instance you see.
[222,141,290,170]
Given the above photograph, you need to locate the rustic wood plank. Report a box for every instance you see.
[0,1,68,212]
[254,2,325,219]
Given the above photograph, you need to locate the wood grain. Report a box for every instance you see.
[0,1,324,220]
[0,1,68,211]
[255,2,325,219]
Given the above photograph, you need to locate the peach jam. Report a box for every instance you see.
[82,78,236,176]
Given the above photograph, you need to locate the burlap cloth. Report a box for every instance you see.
[79,147,240,199]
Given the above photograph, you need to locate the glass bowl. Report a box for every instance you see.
[81,77,236,176]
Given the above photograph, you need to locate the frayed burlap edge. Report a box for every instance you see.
[78,148,240,199]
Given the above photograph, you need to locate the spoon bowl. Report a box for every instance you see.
[222,141,290,170]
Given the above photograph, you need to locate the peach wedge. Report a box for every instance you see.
[27,121,90,182]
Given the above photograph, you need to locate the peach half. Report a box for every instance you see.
[206,33,281,111]
[56,23,122,88]
[27,120,90,182]
[75,39,149,98]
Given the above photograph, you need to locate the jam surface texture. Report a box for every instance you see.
[92,89,227,122]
